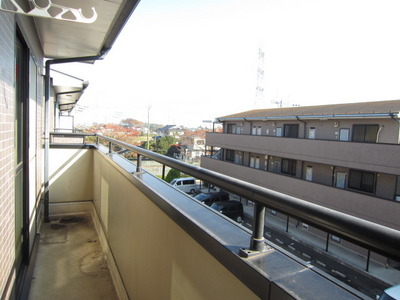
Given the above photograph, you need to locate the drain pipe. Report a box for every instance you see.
[390,113,400,144]
[43,54,103,222]
[376,125,384,143]
[296,116,307,138]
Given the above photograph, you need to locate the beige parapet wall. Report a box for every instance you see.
[48,147,259,299]
[49,148,94,203]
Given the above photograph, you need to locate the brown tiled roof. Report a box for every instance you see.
[218,100,400,119]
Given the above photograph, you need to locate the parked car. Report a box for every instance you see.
[210,201,244,223]
[169,177,198,194]
[194,191,230,206]
[378,284,400,300]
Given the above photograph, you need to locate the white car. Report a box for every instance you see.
[378,284,400,300]
[169,177,198,194]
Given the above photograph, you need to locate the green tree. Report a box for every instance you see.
[166,144,181,158]
[142,135,176,155]
[165,168,181,183]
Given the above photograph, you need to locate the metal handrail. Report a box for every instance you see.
[50,132,400,260]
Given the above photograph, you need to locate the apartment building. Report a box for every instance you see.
[202,100,400,264]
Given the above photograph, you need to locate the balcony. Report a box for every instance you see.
[205,132,400,175]
[201,156,400,231]
[27,133,400,299]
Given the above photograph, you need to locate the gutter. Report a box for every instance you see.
[216,117,246,122]
[43,54,104,222]
[217,113,398,122]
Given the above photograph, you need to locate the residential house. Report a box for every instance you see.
[181,136,206,159]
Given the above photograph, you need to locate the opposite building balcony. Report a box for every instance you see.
[204,132,400,175]
[201,155,399,231]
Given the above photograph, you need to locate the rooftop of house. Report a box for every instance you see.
[157,125,179,131]
[217,99,400,121]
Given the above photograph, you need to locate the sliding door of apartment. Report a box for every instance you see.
[15,32,29,268]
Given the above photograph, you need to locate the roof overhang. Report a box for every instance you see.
[2,0,141,59]
[54,84,88,114]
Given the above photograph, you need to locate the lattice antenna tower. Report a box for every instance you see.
[254,47,265,109]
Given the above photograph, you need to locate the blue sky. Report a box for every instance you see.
[55,0,400,127]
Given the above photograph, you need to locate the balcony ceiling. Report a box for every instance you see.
[3,0,141,113]
[14,0,141,59]
[54,85,85,113]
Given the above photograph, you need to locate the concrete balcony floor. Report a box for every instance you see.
[28,212,118,300]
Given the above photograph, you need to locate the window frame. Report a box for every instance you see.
[225,149,235,162]
[339,128,350,141]
[281,159,297,176]
[348,169,375,193]
[234,151,243,165]
[227,123,235,134]
[284,124,299,138]
[351,124,379,143]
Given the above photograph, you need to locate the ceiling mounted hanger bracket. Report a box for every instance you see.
[0,0,97,23]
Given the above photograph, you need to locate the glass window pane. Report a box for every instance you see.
[352,125,365,142]
[339,128,349,141]
[361,172,374,192]
[284,124,299,138]
[348,171,361,189]
[364,125,379,143]
[349,170,374,193]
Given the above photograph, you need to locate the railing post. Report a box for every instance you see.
[96,136,99,145]
[240,202,270,257]
[162,164,166,180]
[108,142,112,154]
[286,216,289,233]
[325,232,330,252]
[136,154,142,172]
[251,203,268,251]
[366,250,371,272]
